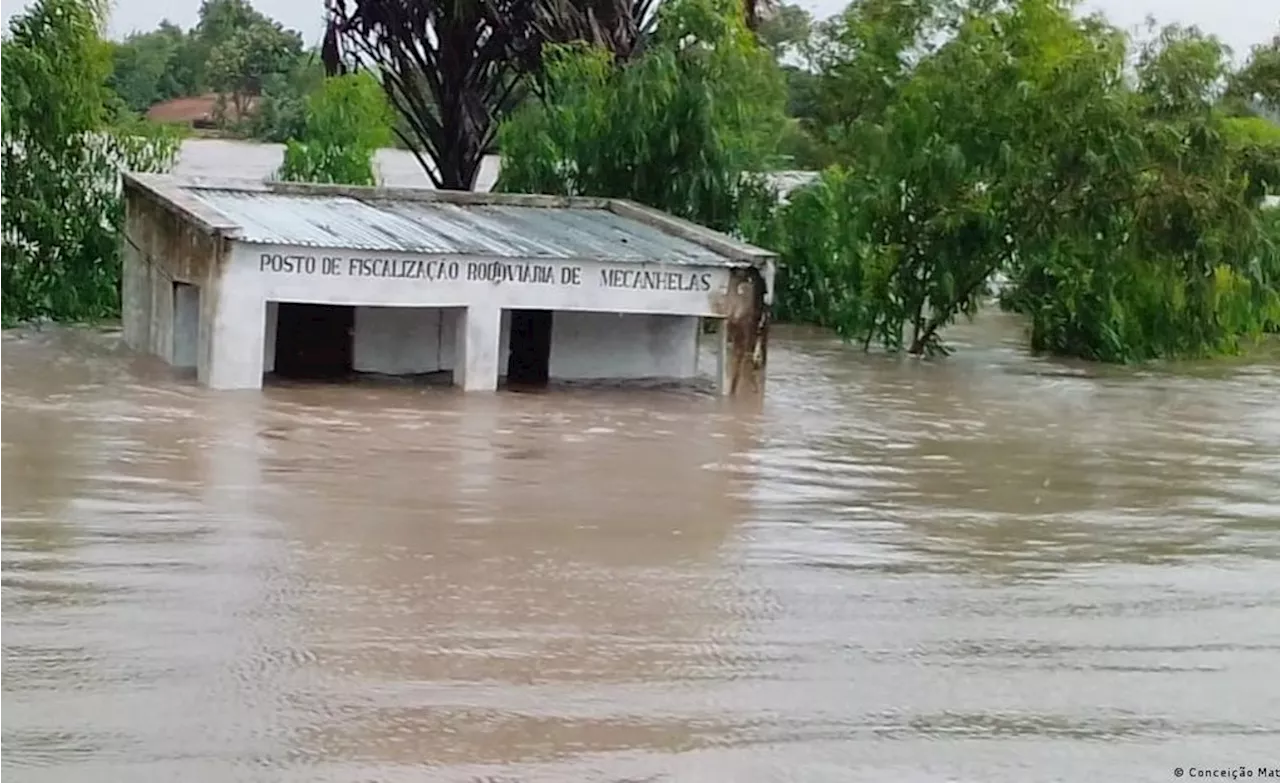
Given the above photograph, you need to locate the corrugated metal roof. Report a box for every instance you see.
[186,188,733,266]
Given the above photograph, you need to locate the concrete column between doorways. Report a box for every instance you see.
[199,289,267,391]
[453,303,503,392]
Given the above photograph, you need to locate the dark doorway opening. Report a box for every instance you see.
[273,303,354,379]
[506,309,553,388]
[171,282,200,369]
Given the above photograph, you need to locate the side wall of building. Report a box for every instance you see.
[122,188,229,374]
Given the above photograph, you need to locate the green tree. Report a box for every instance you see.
[250,52,327,143]
[755,2,834,168]
[1227,32,1280,116]
[207,19,304,118]
[196,0,270,43]
[757,2,812,59]
[189,0,272,86]
[2,0,180,325]
[277,72,395,185]
[783,0,1033,354]
[107,21,197,113]
[806,0,943,156]
[496,0,787,233]
[1002,19,1280,360]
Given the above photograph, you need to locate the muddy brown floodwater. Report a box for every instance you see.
[4,311,1280,783]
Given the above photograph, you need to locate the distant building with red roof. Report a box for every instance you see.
[146,94,259,128]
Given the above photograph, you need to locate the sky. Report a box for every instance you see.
[1,0,1276,61]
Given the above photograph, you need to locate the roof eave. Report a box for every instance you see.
[123,172,243,239]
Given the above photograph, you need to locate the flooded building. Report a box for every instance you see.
[120,173,775,395]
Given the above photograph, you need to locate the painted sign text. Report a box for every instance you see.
[258,252,715,294]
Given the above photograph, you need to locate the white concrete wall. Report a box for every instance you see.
[198,258,265,390]
[257,304,509,383]
[353,306,444,374]
[549,312,699,380]
[346,306,500,376]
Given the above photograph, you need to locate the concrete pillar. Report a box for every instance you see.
[453,303,502,392]
[715,318,731,396]
[200,289,266,390]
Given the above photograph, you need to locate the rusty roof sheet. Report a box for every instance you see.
[185,188,737,266]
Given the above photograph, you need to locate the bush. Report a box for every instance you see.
[277,72,394,186]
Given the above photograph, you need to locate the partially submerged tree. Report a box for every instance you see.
[772,0,1280,360]
[186,0,278,91]
[805,0,945,157]
[100,0,311,132]
[250,53,328,143]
